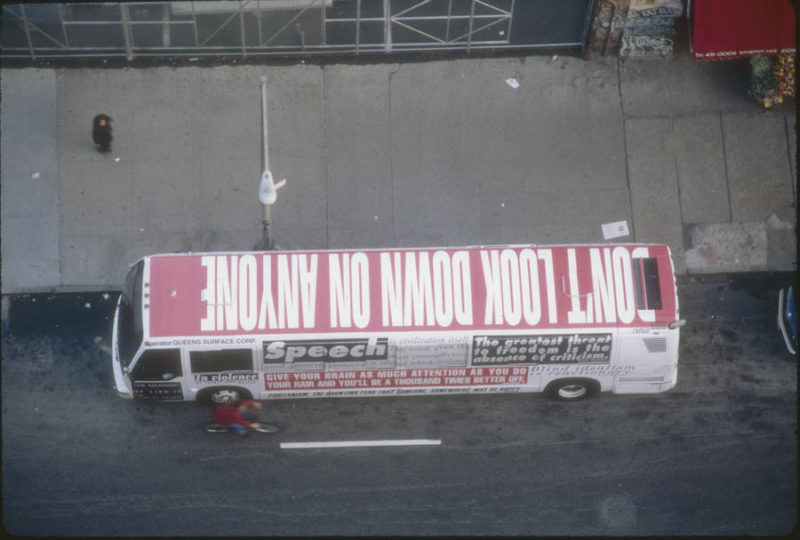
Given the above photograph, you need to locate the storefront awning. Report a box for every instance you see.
[692,0,796,60]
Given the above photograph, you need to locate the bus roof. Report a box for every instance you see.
[141,244,678,339]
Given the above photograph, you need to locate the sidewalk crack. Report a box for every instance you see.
[388,65,400,247]
[718,112,733,222]
[783,113,797,205]
[617,57,636,242]
[322,65,330,248]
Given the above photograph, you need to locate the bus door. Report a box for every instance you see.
[129,348,187,401]
[187,347,261,401]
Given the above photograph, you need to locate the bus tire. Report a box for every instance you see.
[199,387,252,406]
[544,378,600,401]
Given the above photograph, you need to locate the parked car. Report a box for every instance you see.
[777,285,797,355]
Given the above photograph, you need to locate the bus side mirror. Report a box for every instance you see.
[668,319,686,329]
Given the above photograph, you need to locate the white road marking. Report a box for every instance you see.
[281,439,441,449]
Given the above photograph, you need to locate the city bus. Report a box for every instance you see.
[111,244,685,404]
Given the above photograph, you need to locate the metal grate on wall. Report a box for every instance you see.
[0,0,594,61]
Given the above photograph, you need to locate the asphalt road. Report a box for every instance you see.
[1,274,796,536]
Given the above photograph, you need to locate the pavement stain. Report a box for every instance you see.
[749,421,776,432]
[626,409,651,420]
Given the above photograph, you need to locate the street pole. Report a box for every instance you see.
[260,75,272,250]
[256,75,286,250]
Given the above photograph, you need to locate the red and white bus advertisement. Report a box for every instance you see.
[112,244,684,403]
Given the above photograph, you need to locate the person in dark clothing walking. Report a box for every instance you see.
[92,114,112,152]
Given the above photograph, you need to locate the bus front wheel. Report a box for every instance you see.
[544,379,599,401]
[199,387,252,405]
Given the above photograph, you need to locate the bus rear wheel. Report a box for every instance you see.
[200,387,252,406]
[545,378,599,401]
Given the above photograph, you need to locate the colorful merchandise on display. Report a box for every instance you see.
[749,53,796,108]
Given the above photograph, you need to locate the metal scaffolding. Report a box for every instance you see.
[0,1,593,60]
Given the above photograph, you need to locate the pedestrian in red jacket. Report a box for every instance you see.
[212,399,262,436]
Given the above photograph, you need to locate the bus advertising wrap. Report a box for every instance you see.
[146,245,676,338]
[263,366,531,392]
[113,244,681,402]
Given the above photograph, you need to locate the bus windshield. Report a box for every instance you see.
[117,261,144,368]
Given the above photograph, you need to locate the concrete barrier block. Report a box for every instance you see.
[685,222,768,273]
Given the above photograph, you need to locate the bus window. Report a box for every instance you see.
[133,349,182,381]
[633,257,663,311]
[190,350,253,373]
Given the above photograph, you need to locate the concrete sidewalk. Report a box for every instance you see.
[1,53,796,293]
